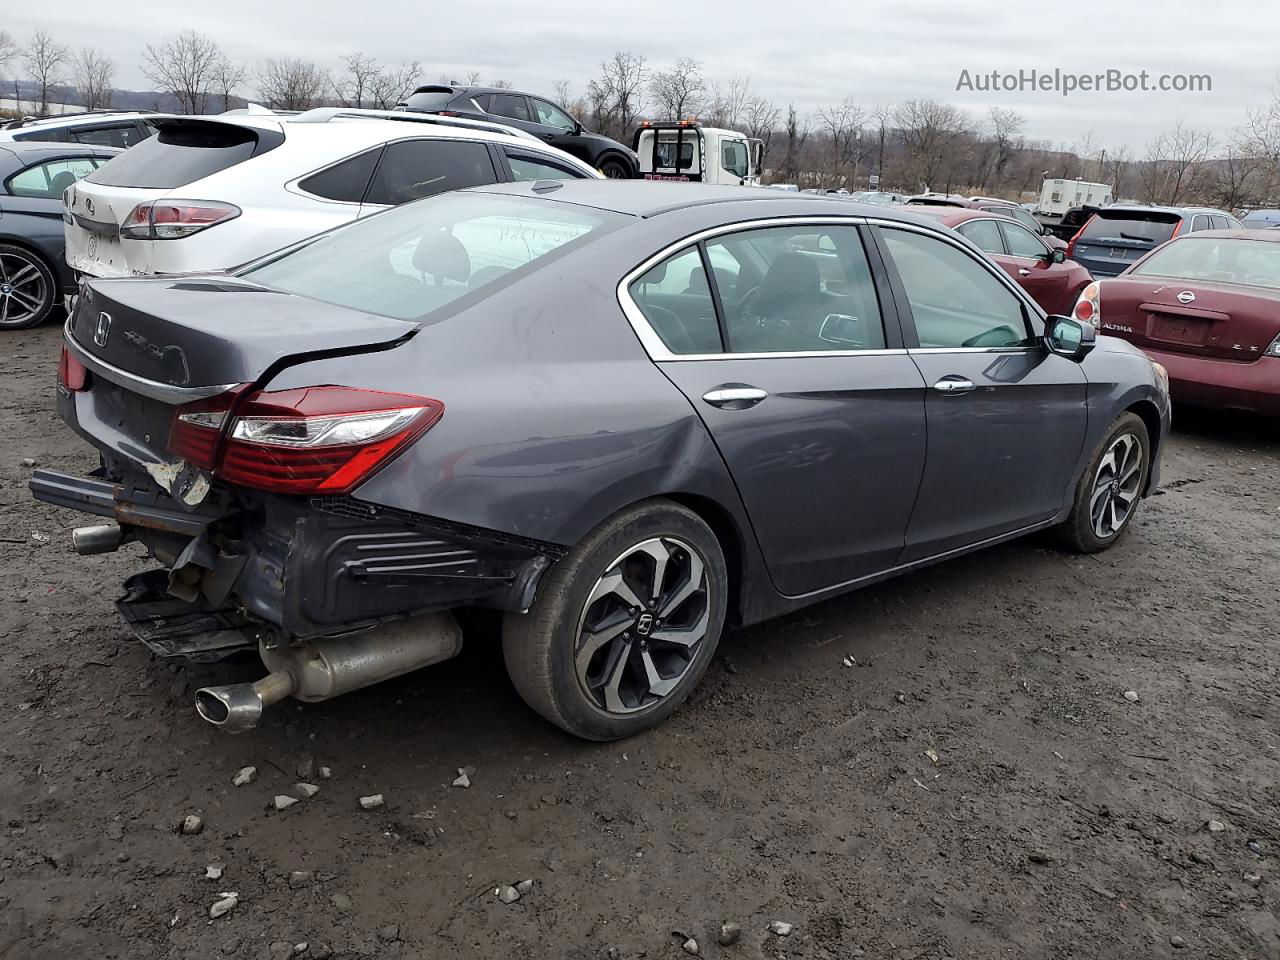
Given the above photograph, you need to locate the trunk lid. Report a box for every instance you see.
[1072,210,1181,278]
[64,276,416,483]
[1098,276,1280,360]
[64,117,284,279]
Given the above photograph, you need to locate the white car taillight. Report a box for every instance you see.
[1073,281,1100,323]
[120,200,241,240]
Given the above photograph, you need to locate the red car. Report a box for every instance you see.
[1072,229,1280,415]
[905,207,1093,315]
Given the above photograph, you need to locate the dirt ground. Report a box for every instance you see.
[1,321,1278,960]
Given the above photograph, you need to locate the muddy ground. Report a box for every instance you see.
[1,321,1278,960]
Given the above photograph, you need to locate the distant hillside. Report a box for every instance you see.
[0,78,249,115]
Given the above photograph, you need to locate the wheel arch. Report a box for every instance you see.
[594,149,635,178]
[661,491,748,628]
[1124,398,1164,494]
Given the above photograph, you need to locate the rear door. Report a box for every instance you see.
[625,220,928,595]
[997,219,1076,314]
[1071,210,1180,278]
[358,138,500,215]
[873,224,1088,560]
[485,94,541,137]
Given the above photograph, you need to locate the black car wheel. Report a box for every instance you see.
[0,245,57,330]
[599,157,632,179]
[1059,412,1150,553]
[503,500,727,740]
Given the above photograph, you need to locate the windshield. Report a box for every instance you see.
[1080,211,1179,245]
[1131,236,1280,289]
[241,192,628,321]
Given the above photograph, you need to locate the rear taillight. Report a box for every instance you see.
[57,346,88,391]
[169,386,443,495]
[121,200,241,240]
[1065,214,1094,260]
[1073,281,1100,323]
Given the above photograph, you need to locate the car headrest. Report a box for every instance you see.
[49,171,77,198]
[755,252,820,311]
[413,229,471,283]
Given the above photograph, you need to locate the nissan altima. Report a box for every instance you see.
[33,182,1170,740]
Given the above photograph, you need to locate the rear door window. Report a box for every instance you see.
[298,148,383,203]
[72,123,146,149]
[1210,215,1231,230]
[630,248,722,354]
[531,99,577,132]
[364,139,498,205]
[504,150,585,181]
[957,219,1004,255]
[489,94,532,123]
[1190,214,1211,232]
[1079,212,1179,246]
[7,157,101,198]
[1000,221,1046,258]
[87,120,276,188]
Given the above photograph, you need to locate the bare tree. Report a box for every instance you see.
[211,54,245,112]
[0,31,16,77]
[586,52,646,141]
[367,61,422,109]
[1141,122,1214,204]
[72,47,114,111]
[983,107,1026,191]
[781,103,808,183]
[705,74,750,130]
[552,79,573,106]
[649,57,705,121]
[142,30,220,114]
[816,97,865,186]
[1102,145,1132,199]
[338,53,380,108]
[465,70,481,86]
[23,30,69,114]
[894,98,971,190]
[490,79,513,90]
[257,58,329,111]
[869,102,894,188]
[744,96,780,165]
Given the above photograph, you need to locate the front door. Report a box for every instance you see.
[626,222,928,596]
[873,225,1089,562]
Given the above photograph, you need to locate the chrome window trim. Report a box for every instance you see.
[616,215,1049,363]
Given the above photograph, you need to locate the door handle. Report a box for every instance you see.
[702,386,768,409]
[932,376,976,395]
[1018,268,1032,276]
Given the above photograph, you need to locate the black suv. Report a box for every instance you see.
[399,86,637,179]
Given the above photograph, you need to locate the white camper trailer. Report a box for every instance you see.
[1037,178,1113,216]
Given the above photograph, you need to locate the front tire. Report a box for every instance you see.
[0,245,57,330]
[1059,412,1150,553]
[503,500,728,740]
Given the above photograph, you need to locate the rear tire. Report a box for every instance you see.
[599,156,632,179]
[503,500,727,740]
[0,245,57,330]
[1059,412,1150,553]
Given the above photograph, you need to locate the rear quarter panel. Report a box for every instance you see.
[1080,337,1171,492]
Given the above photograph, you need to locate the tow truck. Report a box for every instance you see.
[633,119,763,186]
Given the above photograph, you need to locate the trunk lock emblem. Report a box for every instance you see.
[93,312,112,347]
[1176,291,1196,304]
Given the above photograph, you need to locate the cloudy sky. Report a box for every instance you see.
[6,0,1276,150]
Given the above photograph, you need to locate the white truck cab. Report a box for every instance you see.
[632,120,763,186]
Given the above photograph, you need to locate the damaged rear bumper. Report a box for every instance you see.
[30,468,562,657]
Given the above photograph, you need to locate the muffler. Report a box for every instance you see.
[72,523,122,555]
[195,611,462,733]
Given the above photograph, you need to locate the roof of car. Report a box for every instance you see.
[0,140,123,162]
[1100,203,1231,217]
[470,179,955,223]
[1169,228,1280,243]
[897,206,994,227]
[0,110,156,131]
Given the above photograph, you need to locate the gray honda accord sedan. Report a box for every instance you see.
[33,181,1170,740]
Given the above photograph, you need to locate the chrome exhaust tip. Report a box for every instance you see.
[194,670,294,734]
[72,523,122,555]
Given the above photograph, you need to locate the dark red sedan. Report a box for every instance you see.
[906,207,1094,315]
[1071,229,1280,415]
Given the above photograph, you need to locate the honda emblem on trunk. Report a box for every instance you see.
[93,312,112,347]
[1177,290,1196,304]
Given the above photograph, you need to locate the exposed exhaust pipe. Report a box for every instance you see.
[195,611,462,733]
[72,523,122,555]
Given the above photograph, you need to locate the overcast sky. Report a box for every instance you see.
[7,0,1276,150]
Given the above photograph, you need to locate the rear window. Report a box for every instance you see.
[1080,211,1180,245]
[87,120,280,189]
[400,89,460,112]
[1131,236,1280,289]
[240,191,628,321]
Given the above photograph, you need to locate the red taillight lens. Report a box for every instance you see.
[120,200,241,240]
[1073,298,1094,321]
[171,386,443,495]
[57,346,88,391]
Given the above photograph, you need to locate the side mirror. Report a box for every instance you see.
[1047,248,1066,264]
[1043,315,1096,362]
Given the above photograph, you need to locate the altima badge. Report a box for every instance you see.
[1176,290,1196,304]
[93,312,112,347]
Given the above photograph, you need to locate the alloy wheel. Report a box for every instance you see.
[0,251,50,328]
[574,536,712,714]
[1090,433,1143,539]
